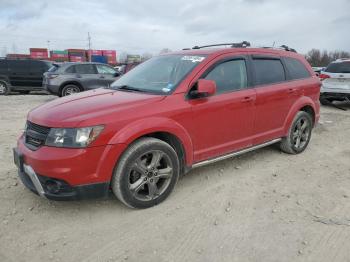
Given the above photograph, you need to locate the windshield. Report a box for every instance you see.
[110,54,207,94]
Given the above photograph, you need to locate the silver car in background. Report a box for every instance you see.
[43,62,120,97]
[320,59,350,104]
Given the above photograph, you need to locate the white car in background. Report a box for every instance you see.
[320,59,350,104]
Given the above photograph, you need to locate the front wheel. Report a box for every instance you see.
[112,137,180,209]
[280,111,313,154]
[0,81,10,96]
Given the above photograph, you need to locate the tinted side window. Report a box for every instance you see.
[96,64,116,74]
[75,64,96,74]
[29,61,47,73]
[253,59,285,85]
[284,57,310,79]
[204,60,247,94]
[0,61,7,72]
[65,65,75,73]
[7,60,32,72]
[325,62,350,73]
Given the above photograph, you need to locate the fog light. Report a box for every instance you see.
[45,180,60,194]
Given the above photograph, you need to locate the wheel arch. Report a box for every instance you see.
[109,117,194,168]
[283,96,317,135]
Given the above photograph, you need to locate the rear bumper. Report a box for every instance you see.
[44,84,60,95]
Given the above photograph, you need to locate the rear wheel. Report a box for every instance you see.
[61,84,81,96]
[112,137,180,209]
[0,81,10,96]
[280,111,313,154]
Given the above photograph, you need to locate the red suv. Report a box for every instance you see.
[13,42,321,208]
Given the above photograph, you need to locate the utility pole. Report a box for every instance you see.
[88,32,92,62]
[47,40,50,58]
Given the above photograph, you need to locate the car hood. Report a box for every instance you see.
[28,88,166,127]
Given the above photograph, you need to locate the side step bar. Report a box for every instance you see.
[192,138,282,169]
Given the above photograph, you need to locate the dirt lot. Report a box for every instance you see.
[0,93,350,262]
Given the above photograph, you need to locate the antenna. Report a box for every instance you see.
[87,32,92,62]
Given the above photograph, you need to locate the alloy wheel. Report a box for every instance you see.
[292,117,310,149]
[128,150,173,201]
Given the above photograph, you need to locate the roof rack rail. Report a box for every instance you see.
[262,45,297,53]
[191,41,251,50]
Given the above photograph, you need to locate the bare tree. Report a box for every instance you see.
[159,48,171,54]
[306,49,350,67]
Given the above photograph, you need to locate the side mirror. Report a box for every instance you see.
[196,79,216,97]
[114,71,121,77]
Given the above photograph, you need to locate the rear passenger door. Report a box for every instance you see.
[7,60,31,87]
[74,64,100,90]
[251,56,295,145]
[189,56,256,162]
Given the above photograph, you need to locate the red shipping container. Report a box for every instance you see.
[30,48,48,52]
[69,56,86,62]
[30,48,48,59]
[102,50,117,64]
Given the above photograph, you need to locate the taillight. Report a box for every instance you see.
[319,73,330,81]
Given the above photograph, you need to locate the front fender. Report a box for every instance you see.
[108,117,194,165]
[283,96,317,135]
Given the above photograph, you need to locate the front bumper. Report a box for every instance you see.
[14,136,127,200]
[14,148,110,200]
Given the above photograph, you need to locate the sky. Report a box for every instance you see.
[0,0,349,57]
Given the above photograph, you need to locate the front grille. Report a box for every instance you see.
[25,121,51,150]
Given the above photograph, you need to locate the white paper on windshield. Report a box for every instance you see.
[181,56,205,63]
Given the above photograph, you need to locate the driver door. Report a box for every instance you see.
[188,56,256,162]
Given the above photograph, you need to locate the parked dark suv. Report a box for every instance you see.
[43,62,120,97]
[0,59,52,95]
[14,42,321,208]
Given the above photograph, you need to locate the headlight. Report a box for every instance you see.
[45,125,104,148]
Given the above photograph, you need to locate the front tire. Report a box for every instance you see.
[61,84,81,96]
[280,111,313,154]
[0,81,10,96]
[112,137,180,209]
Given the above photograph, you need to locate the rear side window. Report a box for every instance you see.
[75,64,96,74]
[204,59,247,94]
[253,59,285,85]
[284,57,310,80]
[325,62,350,73]
[7,60,30,72]
[65,65,75,73]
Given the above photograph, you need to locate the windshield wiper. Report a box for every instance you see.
[114,85,143,92]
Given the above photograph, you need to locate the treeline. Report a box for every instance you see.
[305,49,350,67]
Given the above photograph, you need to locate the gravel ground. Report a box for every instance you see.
[0,93,350,262]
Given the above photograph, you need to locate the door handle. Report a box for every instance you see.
[241,96,254,103]
[99,75,105,79]
[75,74,82,78]
[287,88,297,93]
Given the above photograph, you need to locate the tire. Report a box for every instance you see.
[19,90,30,95]
[61,84,81,96]
[280,111,313,154]
[0,81,10,96]
[112,137,180,209]
[320,97,331,105]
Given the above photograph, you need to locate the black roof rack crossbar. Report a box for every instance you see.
[191,41,251,49]
[262,45,297,53]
